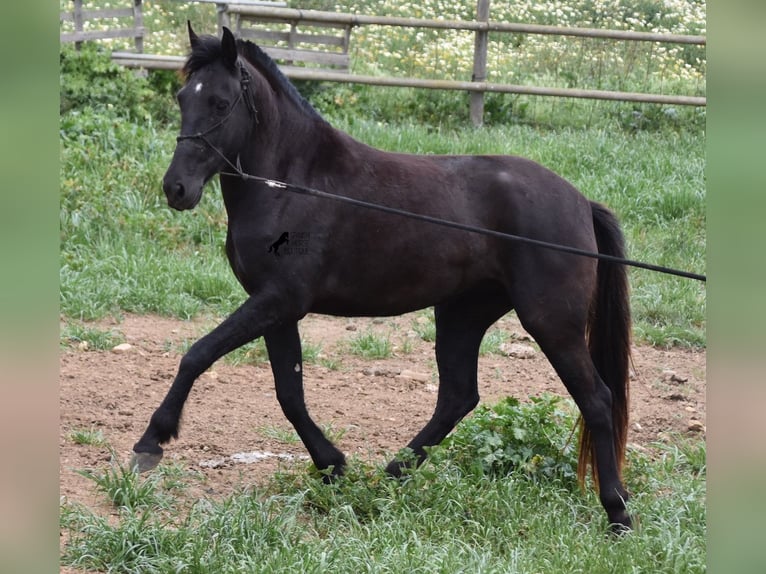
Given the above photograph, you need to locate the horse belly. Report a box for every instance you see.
[311,233,493,316]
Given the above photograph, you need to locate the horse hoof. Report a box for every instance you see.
[317,461,346,484]
[609,523,633,538]
[384,459,410,479]
[130,451,163,473]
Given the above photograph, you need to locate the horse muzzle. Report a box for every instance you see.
[162,175,203,211]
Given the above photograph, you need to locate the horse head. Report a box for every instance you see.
[162,23,258,210]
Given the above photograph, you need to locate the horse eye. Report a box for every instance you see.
[210,96,229,113]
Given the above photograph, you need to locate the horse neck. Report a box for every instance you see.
[246,68,326,178]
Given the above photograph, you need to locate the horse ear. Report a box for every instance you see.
[221,26,238,69]
[187,20,200,49]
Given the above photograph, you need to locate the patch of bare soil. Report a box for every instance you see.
[60,313,705,510]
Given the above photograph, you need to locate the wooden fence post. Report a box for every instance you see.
[216,3,231,35]
[470,0,490,126]
[73,0,84,51]
[133,0,144,53]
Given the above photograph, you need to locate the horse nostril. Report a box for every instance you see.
[164,180,185,199]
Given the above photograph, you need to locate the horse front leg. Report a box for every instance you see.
[131,296,279,472]
[264,322,346,478]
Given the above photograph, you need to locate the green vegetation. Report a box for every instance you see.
[69,427,107,447]
[302,340,325,363]
[224,337,271,366]
[436,395,579,481]
[60,0,705,128]
[479,327,510,356]
[348,331,394,359]
[412,311,437,342]
[61,396,705,573]
[60,322,126,350]
[258,425,301,445]
[75,457,202,511]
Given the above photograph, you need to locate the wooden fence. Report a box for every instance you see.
[61,0,706,125]
[60,0,144,52]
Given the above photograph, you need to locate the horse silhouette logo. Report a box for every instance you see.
[268,232,289,256]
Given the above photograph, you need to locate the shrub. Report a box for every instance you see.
[60,43,148,118]
[59,43,180,124]
[437,394,579,484]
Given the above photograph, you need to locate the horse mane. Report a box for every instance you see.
[182,33,323,122]
[238,40,324,121]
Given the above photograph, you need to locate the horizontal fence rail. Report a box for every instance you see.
[278,68,706,106]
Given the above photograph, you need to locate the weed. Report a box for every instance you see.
[259,425,301,445]
[225,337,269,366]
[320,422,348,443]
[412,310,436,342]
[347,331,393,359]
[437,394,579,483]
[78,456,170,510]
[319,356,342,370]
[301,340,323,363]
[478,327,510,356]
[61,323,125,351]
[69,427,107,447]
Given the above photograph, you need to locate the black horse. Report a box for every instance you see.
[132,24,633,531]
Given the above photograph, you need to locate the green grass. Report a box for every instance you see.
[258,425,301,445]
[347,331,394,359]
[60,323,126,350]
[479,328,510,356]
[224,337,270,366]
[319,356,343,371]
[76,457,172,511]
[61,396,706,573]
[174,330,326,366]
[69,427,107,447]
[302,340,324,363]
[413,310,437,342]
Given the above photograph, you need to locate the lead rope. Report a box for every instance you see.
[219,167,706,282]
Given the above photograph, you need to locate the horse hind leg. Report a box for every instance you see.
[515,294,631,530]
[386,287,511,476]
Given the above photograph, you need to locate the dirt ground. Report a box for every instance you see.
[59,312,706,510]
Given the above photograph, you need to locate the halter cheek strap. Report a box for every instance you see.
[238,62,258,119]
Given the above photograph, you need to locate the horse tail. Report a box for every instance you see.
[578,201,632,489]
